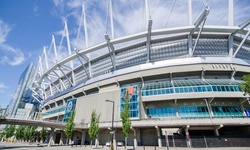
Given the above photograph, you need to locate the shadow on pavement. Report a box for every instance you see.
[0,145,43,149]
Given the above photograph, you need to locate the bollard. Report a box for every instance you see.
[143,144,145,150]
[154,145,156,150]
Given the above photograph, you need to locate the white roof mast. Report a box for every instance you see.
[83,3,89,48]
[188,0,192,25]
[228,0,234,26]
[110,0,114,39]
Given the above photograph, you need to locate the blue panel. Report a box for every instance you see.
[63,98,77,122]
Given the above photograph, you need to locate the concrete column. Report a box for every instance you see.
[240,101,247,116]
[137,128,141,146]
[59,131,64,145]
[131,127,137,148]
[48,128,55,147]
[185,125,191,148]
[95,133,99,148]
[81,130,86,145]
[175,105,179,118]
[113,129,116,148]
[214,129,219,136]
[155,126,162,147]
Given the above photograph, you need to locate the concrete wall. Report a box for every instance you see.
[74,89,120,125]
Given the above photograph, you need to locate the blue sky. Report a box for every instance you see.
[0,0,249,109]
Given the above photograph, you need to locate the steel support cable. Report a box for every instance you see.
[75,4,84,49]
[215,0,240,25]
[87,14,104,42]
[165,0,177,27]
[193,0,210,22]
[58,27,66,54]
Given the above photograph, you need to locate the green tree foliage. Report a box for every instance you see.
[64,109,75,145]
[121,98,131,149]
[40,127,46,143]
[239,74,250,96]
[5,125,15,139]
[0,107,7,118]
[0,108,3,118]
[29,126,36,142]
[24,126,31,141]
[15,125,25,140]
[88,109,100,147]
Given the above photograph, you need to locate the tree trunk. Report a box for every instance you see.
[125,137,128,149]
[90,139,93,148]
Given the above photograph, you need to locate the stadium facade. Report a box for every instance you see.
[30,0,250,147]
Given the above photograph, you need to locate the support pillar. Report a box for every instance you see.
[131,127,137,148]
[155,126,162,147]
[240,100,247,116]
[59,131,64,145]
[81,130,87,145]
[95,133,99,148]
[48,128,55,147]
[185,125,191,148]
[113,129,117,148]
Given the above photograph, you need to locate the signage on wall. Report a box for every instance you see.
[63,98,77,122]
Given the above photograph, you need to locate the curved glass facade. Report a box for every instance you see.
[142,79,242,96]
[120,86,140,119]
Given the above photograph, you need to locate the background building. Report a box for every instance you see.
[6,63,38,119]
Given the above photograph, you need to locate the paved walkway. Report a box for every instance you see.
[1,142,250,150]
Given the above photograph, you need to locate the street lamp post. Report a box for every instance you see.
[106,100,115,149]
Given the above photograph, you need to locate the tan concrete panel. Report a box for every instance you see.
[74,90,120,125]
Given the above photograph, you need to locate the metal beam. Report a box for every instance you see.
[233,30,250,57]
[191,6,210,35]
[105,34,116,71]
[45,75,61,93]
[52,71,66,90]
[31,95,42,104]
[146,19,153,63]
[190,4,210,56]
[46,73,58,79]
[60,64,72,71]
[75,50,90,79]
[231,67,236,80]
[232,18,250,35]
[57,65,74,87]
[239,18,250,30]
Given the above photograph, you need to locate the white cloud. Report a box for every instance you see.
[0,20,11,44]
[0,82,7,94]
[0,19,25,66]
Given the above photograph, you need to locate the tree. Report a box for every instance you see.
[24,126,31,142]
[15,125,25,141]
[5,125,15,139]
[0,107,7,118]
[88,109,100,148]
[121,96,131,149]
[64,109,75,145]
[239,74,250,96]
[40,127,46,143]
[29,126,36,142]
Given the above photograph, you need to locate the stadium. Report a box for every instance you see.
[26,0,250,148]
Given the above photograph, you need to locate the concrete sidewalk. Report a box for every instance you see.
[1,142,250,150]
